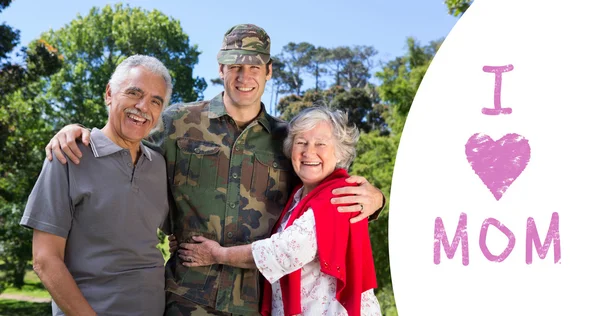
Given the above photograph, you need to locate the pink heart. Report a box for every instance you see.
[465,133,531,200]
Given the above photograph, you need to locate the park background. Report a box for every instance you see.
[0,0,469,314]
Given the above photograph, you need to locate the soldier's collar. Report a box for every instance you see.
[208,92,272,133]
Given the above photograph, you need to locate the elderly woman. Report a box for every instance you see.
[180,106,381,316]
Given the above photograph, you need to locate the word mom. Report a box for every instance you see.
[433,212,560,265]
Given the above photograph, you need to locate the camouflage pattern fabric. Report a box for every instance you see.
[164,292,232,316]
[216,24,271,65]
[145,93,296,315]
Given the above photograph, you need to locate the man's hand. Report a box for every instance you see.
[331,175,384,223]
[45,124,91,164]
[178,236,222,267]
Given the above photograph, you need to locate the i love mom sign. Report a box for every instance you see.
[389,0,600,314]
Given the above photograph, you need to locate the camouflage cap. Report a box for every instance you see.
[217,24,271,65]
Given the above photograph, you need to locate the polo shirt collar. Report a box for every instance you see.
[207,92,272,134]
[89,128,154,161]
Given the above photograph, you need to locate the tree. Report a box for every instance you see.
[323,45,377,89]
[270,56,299,113]
[0,0,63,290]
[305,46,329,91]
[0,0,21,93]
[277,42,314,95]
[445,0,472,16]
[325,46,352,87]
[38,3,206,129]
[330,87,373,132]
[340,46,377,89]
[376,37,442,121]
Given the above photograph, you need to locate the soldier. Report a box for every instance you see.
[45,24,384,315]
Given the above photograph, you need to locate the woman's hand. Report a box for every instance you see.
[177,236,221,267]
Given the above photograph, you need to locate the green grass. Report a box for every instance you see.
[1,268,50,299]
[0,299,51,316]
[0,264,51,315]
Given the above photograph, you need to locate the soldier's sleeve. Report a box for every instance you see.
[368,195,386,222]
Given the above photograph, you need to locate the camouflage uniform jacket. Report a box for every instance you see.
[145,93,296,315]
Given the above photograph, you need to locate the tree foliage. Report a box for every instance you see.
[0,0,64,290]
[376,37,442,120]
[277,42,314,95]
[273,44,377,97]
[445,0,472,16]
[38,3,206,129]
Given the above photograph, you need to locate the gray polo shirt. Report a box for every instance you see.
[21,128,169,316]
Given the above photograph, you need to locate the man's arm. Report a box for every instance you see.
[46,107,171,164]
[45,124,91,164]
[331,175,385,223]
[32,230,96,316]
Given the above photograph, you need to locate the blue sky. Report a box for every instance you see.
[2,0,459,110]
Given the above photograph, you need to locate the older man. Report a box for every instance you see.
[45,24,384,315]
[21,55,172,316]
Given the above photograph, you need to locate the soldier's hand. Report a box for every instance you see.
[178,236,220,267]
[331,175,384,224]
[45,124,91,164]
[168,235,177,254]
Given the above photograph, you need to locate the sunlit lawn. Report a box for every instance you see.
[0,267,51,316]
[2,270,51,299]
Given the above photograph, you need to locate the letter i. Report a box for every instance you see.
[482,64,513,115]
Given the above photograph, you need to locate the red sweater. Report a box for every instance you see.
[260,168,378,316]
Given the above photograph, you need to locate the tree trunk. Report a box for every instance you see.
[315,64,320,91]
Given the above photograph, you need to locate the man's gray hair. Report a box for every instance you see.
[283,106,360,170]
[109,55,173,107]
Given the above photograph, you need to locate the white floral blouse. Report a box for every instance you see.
[252,188,382,316]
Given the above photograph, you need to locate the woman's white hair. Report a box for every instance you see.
[108,54,173,108]
[283,106,360,169]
